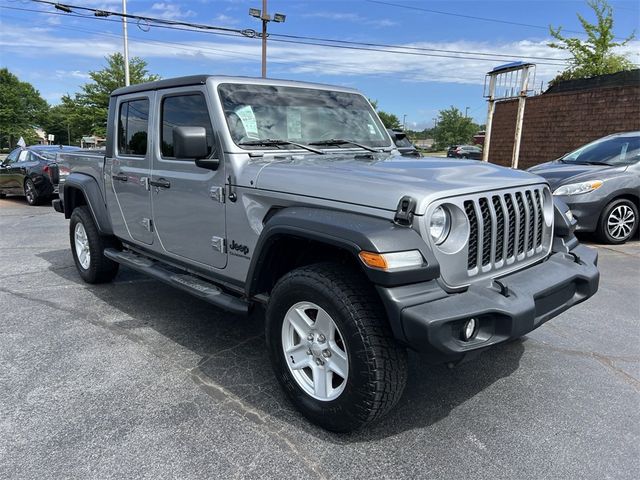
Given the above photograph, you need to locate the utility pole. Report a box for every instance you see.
[122,0,130,86]
[67,121,71,146]
[249,2,286,78]
[465,106,470,118]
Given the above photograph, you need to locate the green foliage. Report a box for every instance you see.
[548,0,635,84]
[377,110,401,129]
[0,68,48,148]
[368,98,402,129]
[41,95,95,145]
[76,53,160,136]
[433,106,479,150]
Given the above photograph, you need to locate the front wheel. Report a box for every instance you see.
[69,206,120,283]
[266,263,408,432]
[596,199,638,244]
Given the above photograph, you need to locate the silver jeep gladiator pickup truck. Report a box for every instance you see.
[54,75,599,432]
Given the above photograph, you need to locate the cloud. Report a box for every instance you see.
[212,14,240,26]
[139,3,196,20]
[1,23,638,88]
[302,12,398,28]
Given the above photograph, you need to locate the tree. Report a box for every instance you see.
[548,0,635,84]
[0,68,48,149]
[78,53,160,136]
[377,111,401,129]
[368,98,402,129]
[432,107,478,150]
[41,95,94,145]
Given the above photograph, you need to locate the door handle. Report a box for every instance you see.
[149,178,171,189]
[112,173,128,182]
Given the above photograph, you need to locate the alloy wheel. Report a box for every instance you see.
[74,222,91,269]
[607,204,636,241]
[281,301,348,401]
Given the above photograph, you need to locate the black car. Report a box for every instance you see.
[447,144,483,159]
[0,145,81,205]
[387,129,421,157]
[528,132,639,244]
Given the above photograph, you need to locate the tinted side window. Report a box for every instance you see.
[6,149,20,162]
[118,99,149,156]
[161,94,214,158]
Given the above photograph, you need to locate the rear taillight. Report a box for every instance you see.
[43,165,50,175]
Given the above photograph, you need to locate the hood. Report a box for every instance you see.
[528,160,625,190]
[255,154,544,214]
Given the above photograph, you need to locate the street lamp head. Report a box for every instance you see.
[249,8,261,18]
[273,13,286,23]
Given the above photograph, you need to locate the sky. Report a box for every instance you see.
[1,0,639,130]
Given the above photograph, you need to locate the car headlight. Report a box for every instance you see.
[429,206,451,245]
[553,180,603,196]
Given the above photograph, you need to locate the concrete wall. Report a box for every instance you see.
[487,84,640,170]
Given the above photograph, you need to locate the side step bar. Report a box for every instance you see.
[104,248,249,315]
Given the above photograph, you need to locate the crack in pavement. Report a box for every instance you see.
[528,340,640,391]
[0,283,329,478]
[189,367,329,480]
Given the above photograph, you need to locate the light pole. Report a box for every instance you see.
[402,114,407,130]
[122,0,130,86]
[465,106,469,118]
[249,1,286,78]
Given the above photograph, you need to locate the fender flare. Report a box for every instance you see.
[63,173,113,235]
[246,207,440,295]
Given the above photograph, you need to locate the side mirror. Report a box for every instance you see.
[173,126,219,170]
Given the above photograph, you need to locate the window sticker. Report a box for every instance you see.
[287,108,302,139]
[235,106,259,138]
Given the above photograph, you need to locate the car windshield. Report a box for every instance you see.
[218,83,390,150]
[562,135,640,166]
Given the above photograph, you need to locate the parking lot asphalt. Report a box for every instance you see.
[1,196,638,480]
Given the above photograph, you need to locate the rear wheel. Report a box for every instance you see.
[596,199,638,244]
[70,206,120,283]
[266,263,407,432]
[24,178,40,206]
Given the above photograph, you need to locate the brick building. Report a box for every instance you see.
[487,69,640,170]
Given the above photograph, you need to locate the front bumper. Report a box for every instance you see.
[554,195,606,233]
[377,243,599,363]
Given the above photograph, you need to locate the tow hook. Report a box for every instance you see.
[493,279,510,297]
[568,251,582,264]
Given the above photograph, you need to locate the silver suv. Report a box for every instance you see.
[53,75,599,432]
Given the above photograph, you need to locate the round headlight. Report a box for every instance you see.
[430,206,451,245]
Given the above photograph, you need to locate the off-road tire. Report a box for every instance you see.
[266,262,408,432]
[596,198,638,245]
[24,178,40,206]
[69,206,120,283]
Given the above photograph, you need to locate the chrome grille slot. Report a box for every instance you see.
[449,185,552,285]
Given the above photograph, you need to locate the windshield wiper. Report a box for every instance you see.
[583,161,612,165]
[308,139,381,153]
[238,139,325,155]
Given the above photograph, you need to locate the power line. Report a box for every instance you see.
[367,0,634,42]
[14,1,569,65]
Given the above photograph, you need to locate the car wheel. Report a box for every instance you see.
[24,178,40,206]
[69,206,120,283]
[462,155,468,159]
[266,263,408,432]
[596,198,638,244]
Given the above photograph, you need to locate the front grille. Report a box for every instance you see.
[463,185,550,278]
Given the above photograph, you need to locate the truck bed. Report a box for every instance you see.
[55,149,106,194]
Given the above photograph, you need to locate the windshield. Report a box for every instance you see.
[218,83,391,150]
[562,135,640,165]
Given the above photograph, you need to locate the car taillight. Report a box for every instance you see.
[43,165,50,174]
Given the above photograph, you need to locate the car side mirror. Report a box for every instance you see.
[173,126,219,170]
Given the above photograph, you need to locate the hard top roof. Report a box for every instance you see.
[110,75,360,97]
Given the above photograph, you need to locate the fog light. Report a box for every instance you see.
[461,318,478,341]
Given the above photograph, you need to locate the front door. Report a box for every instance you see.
[150,87,227,269]
[109,94,154,245]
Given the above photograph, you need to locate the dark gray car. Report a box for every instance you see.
[528,132,640,244]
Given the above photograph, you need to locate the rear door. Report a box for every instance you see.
[109,94,154,245]
[150,87,227,269]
